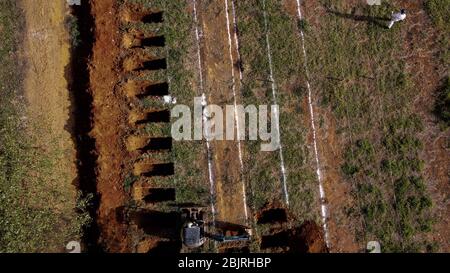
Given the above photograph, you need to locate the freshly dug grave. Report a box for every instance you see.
[89,0,132,252]
[261,221,328,253]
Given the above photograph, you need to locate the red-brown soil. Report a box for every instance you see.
[90,0,131,252]
[90,0,176,252]
[86,0,448,253]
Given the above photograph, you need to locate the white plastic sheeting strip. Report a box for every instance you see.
[224,0,249,222]
[230,0,243,81]
[193,0,216,222]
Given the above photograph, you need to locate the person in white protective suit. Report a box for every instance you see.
[388,9,406,29]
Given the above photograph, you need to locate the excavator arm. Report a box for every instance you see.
[207,233,251,243]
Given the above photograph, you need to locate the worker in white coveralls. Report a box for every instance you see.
[388,9,406,29]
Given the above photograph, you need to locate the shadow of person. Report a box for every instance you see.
[325,7,390,28]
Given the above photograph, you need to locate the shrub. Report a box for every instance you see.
[342,162,359,176]
[65,15,81,47]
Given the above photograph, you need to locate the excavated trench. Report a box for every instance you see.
[67,1,100,252]
[121,4,178,252]
[123,81,169,98]
[126,136,172,152]
[130,209,182,253]
[121,8,164,24]
[255,205,328,253]
[129,109,171,125]
[68,0,177,252]
[131,210,179,238]
[123,55,167,72]
[134,161,175,177]
[122,31,166,49]
[260,221,328,253]
[257,208,288,224]
[144,188,176,203]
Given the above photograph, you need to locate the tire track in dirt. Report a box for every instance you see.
[230,0,243,81]
[229,0,329,252]
[228,0,263,242]
[290,0,378,252]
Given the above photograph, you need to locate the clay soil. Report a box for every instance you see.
[89,0,132,252]
[89,0,176,253]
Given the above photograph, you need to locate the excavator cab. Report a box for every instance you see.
[179,206,252,248]
[180,207,207,248]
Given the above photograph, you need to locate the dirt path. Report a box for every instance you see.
[20,0,79,251]
[196,0,249,228]
[314,108,361,252]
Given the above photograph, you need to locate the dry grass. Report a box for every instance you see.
[304,0,437,252]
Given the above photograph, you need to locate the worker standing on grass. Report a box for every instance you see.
[388,9,406,29]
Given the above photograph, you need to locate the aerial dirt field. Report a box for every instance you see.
[83,0,328,253]
[404,0,449,251]
[61,0,450,253]
[282,0,360,252]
